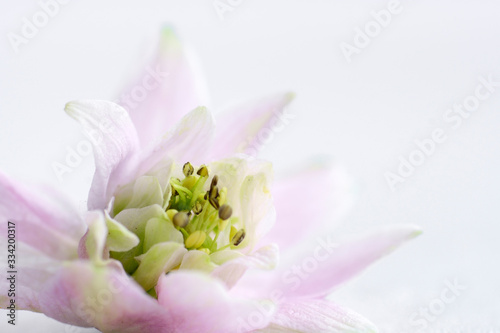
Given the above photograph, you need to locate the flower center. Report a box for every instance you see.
[165,162,245,254]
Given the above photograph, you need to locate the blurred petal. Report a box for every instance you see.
[260,299,378,333]
[38,261,168,332]
[0,247,62,312]
[136,107,215,177]
[156,271,275,333]
[0,172,84,260]
[263,160,354,252]
[236,225,421,300]
[210,92,295,160]
[118,27,210,147]
[274,224,421,299]
[65,100,140,210]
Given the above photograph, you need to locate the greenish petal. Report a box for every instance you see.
[179,250,217,273]
[110,204,166,273]
[132,242,186,291]
[143,217,183,253]
[105,212,140,252]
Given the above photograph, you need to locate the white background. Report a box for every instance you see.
[0,1,499,332]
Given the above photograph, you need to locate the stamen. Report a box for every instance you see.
[218,204,232,220]
[231,229,246,246]
[183,162,194,177]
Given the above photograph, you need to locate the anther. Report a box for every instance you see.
[210,175,219,189]
[231,229,246,246]
[197,165,209,177]
[218,204,233,220]
[183,162,194,177]
[173,212,189,228]
[193,202,203,215]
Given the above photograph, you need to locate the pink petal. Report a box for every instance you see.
[135,106,215,176]
[65,100,141,210]
[117,27,209,148]
[209,92,295,160]
[0,248,62,312]
[261,299,378,333]
[38,261,168,332]
[156,271,276,333]
[236,224,421,300]
[0,172,85,260]
[262,160,354,252]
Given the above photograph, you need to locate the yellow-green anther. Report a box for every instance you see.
[185,230,206,249]
[173,211,189,228]
[183,162,194,177]
[218,204,232,220]
[166,209,179,221]
[231,229,245,246]
[193,202,203,215]
[197,165,209,177]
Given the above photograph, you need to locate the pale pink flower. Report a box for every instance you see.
[0,28,420,333]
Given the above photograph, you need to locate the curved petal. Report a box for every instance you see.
[263,159,355,252]
[156,271,276,333]
[0,172,85,260]
[136,107,215,178]
[260,299,378,333]
[117,26,210,148]
[209,92,295,160]
[38,261,169,332]
[236,224,421,300]
[65,100,140,210]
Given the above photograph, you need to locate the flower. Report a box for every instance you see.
[0,27,421,333]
